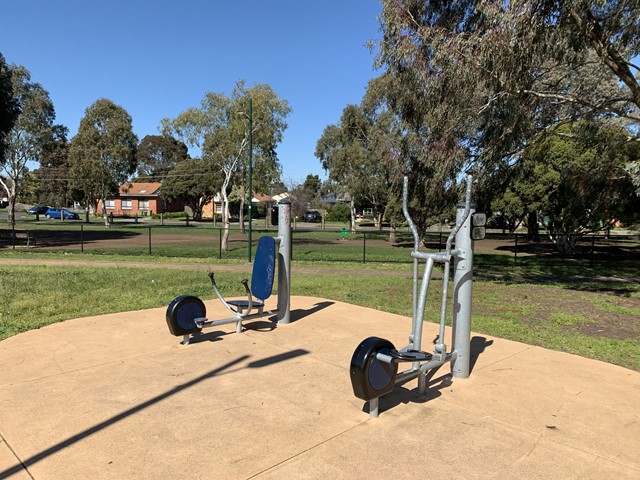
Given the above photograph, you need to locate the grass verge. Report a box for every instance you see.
[1,259,638,371]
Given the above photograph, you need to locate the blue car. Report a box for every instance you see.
[45,208,80,220]
[27,205,49,215]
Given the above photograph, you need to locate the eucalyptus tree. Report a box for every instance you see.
[0,64,56,225]
[32,124,70,207]
[161,80,290,250]
[376,0,640,210]
[317,74,414,235]
[0,52,19,164]
[68,99,138,224]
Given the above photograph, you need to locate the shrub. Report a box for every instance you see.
[327,203,350,222]
[152,211,188,220]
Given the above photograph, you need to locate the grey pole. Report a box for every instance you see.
[451,201,475,378]
[247,96,253,263]
[277,199,292,324]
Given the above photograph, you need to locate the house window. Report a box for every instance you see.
[139,200,149,210]
[105,199,115,210]
[122,199,132,210]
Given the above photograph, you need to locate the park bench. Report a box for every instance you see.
[0,229,35,247]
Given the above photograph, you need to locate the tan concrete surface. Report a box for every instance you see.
[0,296,638,479]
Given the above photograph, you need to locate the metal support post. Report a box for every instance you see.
[276,199,292,324]
[451,201,475,378]
[247,96,253,263]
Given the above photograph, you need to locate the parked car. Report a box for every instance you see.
[27,205,49,215]
[44,208,80,220]
[303,209,322,223]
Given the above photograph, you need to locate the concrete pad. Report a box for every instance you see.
[0,296,638,479]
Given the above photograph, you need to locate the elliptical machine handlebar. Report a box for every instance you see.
[402,175,420,253]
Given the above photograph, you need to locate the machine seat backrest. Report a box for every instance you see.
[251,236,276,301]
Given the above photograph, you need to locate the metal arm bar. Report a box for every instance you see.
[402,175,421,323]
[208,272,253,318]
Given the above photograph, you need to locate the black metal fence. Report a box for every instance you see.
[1,223,639,266]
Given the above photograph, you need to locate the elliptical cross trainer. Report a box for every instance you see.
[349,173,485,417]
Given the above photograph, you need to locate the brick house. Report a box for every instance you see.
[97,182,184,216]
[201,192,276,219]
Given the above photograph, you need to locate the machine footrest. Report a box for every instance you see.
[387,349,433,362]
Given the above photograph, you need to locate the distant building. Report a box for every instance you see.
[97,182,184,216]
[202,192,275,219]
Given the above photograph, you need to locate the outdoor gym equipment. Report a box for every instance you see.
[349,173,485,417]
[166,199,292,345]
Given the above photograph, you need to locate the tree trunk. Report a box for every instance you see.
[1,178,17,226]
[552,233,577,256]
[102,203,110,227]
[350,199,357,233]
[526,211,539,241]
[221,190,230,252]
[8,194,16,226]
[238,196,245,234]
[389,222,397,243]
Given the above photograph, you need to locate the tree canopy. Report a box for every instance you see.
[0,63,56,224]
[135,134,189,182]
[0,52,19,162]
[32,124,70,207]
[376,0,640,178]
[161,158,220,220]
[161,80,290,248]
[68,98,138,215]
[495,121,639,253]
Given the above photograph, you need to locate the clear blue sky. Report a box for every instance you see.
[1,0,383,185]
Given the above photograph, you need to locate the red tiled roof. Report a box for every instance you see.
[119,182,162,196]
[253,193,273,203]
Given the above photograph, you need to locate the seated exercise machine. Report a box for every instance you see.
[349,173,485,417]
[166,199,292,345]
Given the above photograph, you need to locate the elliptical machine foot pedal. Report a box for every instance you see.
[387,349,433,362]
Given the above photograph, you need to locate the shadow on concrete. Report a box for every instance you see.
[181,302,335,342]
[187,329,236,344]
[470,336,494,374]
[362,338,493,415]
[365,367,453,415]
[289,301,335,323]
[0,349,309,479]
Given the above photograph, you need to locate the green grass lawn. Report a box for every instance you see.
[1,252,638,371]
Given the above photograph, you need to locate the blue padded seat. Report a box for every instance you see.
[227,299,264,309]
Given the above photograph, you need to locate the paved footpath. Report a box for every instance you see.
[0,296,638,479]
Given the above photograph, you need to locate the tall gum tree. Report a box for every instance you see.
[1,64,55,225]
[68,98,138,225]
[161,80,290,251]
[0,52,19,169]
[376,0,640,213]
